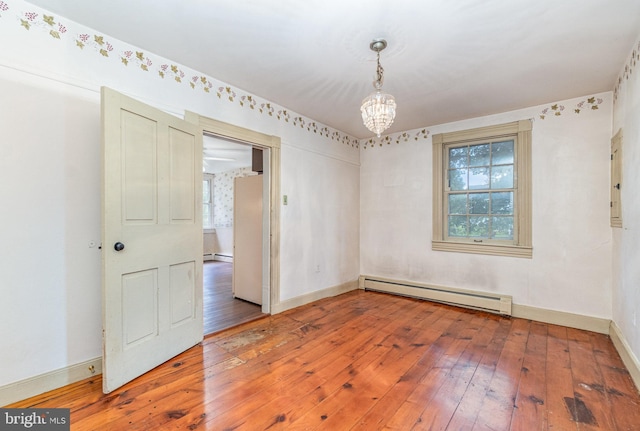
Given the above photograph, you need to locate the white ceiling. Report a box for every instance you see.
[203,135,252,174]
[27,0,640,139]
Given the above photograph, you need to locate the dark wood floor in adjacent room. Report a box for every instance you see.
[10,290,640,430]
[203,260,266,335]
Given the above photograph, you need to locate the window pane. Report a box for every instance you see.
[449,169,468,190]
[469,167,489,190]
[469,216,489,237]
[492,192,513,214]
[491,216,514,239]
[448,215,468,237]
[492,140,514,165]
[449,147,468,168]
[491,165,513,189]
[202,180,210,202]
[469,144,490,166]
[448,194,467,214]
[469,193,489,214]
[203,203,212,229]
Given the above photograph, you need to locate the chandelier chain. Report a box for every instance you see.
[375,51,384,89]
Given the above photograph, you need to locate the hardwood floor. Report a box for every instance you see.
[203,261,266,335]
[9,290,640,430]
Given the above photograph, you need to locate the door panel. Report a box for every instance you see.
[122,110,157,222]
[101,87,203,393]
[122,269,158,347]
[170,261,196,326]
[170,127,196,222]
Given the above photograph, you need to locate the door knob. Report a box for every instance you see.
[114,242,125,251]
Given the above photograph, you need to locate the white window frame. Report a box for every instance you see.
[432,120,532,258]
[203,173,214,232]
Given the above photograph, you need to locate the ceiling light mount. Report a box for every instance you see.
[361,38,396,138]
[370,39,387,53]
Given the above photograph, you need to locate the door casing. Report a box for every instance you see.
[185,111,281,313]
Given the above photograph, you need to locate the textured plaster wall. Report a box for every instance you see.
[360,93,613,319]
[612,37,640,366]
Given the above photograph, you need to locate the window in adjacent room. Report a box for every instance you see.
[432,120,532,258]
[610,129,623,228]
[203,173,214,231]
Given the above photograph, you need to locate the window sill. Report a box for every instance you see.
[432,240,532,258]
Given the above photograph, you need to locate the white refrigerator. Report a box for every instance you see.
[232,175,263,305]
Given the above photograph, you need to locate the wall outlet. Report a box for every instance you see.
[283,195,288,205]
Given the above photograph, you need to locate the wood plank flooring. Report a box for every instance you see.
[203,261,266,335]
[9,290,640,430]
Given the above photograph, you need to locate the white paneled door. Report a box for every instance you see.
[101,87,203,393]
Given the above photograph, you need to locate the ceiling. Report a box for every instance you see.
[27,0,640,139]
[203,136,252,174]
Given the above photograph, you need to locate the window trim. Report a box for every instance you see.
[432,120,532,258]
[203,173,215,232]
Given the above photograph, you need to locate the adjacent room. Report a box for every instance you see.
[1,0,640,429]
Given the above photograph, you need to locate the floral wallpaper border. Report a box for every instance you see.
[0,1,360,149]
[1,0,613,152]
[614,40,640,103]
[361,94,606,150]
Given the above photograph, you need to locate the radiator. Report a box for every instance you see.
[360,275,512,316]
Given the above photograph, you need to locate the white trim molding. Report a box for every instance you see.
[609,321,640,391]
[271,280,358,314]
[0,357,102,407]
[511,304,611,334]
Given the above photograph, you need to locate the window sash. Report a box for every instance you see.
[203,175,214,230]
[443,139,518,245]
[432,120,532,258]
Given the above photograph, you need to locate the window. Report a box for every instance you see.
[610,129,623,228]
[432,120,532,258]
[203,174,214,231]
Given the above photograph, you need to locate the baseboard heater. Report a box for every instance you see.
[360,275,512,316]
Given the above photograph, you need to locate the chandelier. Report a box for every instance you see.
[361,39,396,137]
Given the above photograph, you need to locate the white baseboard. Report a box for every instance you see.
[271,280,358,314]
[0,357,102,407]
[609,321,640,392]
[512,304,611,334]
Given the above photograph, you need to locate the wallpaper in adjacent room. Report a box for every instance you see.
[212,167,256,228]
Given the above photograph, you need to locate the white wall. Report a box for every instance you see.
[0,69,102,390]
[612,38,640,366]
[0,0,359,390]
[360,93,613,319]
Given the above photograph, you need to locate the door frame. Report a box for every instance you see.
[185,111,281,313]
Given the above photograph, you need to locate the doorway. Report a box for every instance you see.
[185,110,282,325]
[202,135,266,334]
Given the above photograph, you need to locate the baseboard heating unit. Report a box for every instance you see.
[359,275,512,316]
